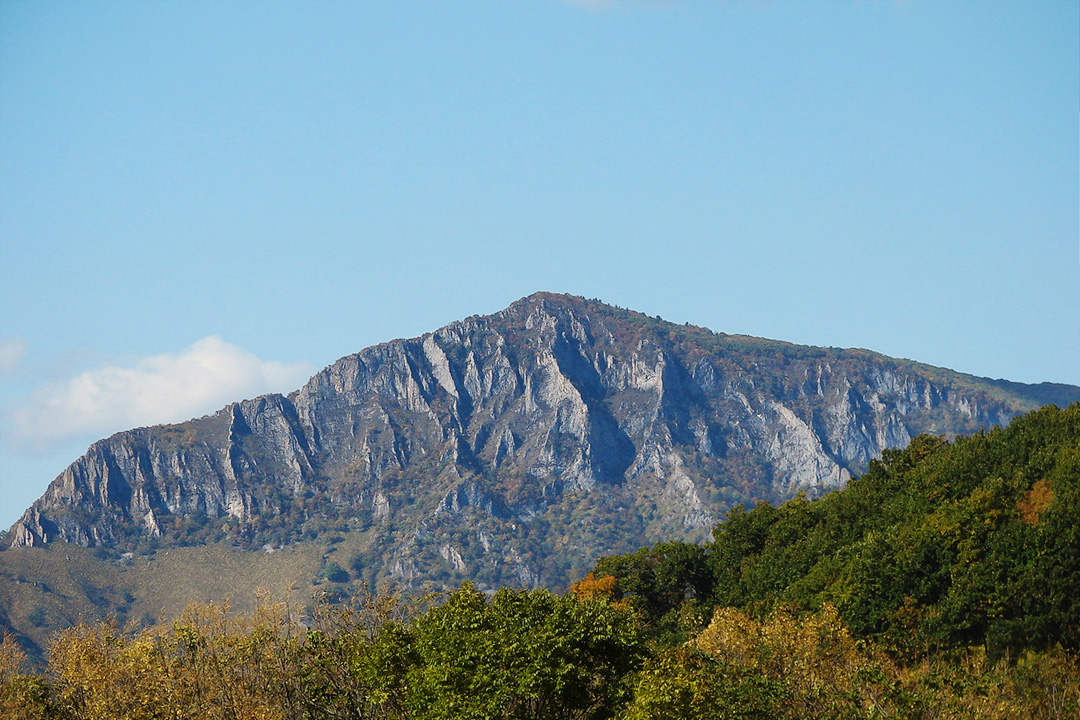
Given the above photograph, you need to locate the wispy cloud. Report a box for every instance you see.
[5,337,312,453]
[0,338,28,376]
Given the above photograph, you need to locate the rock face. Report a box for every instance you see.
[6,293,1078,591]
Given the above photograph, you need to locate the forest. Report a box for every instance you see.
[2,403,1077,719]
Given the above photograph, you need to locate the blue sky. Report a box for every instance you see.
[1,0,1077,528]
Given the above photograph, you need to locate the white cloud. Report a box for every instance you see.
[0,338,28,375]
[6,337,313,453]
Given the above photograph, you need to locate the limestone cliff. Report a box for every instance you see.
[7,293,1077,591]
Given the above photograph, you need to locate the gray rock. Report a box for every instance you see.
[6,292,1077,592]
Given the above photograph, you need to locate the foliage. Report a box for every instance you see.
[695,604,896,719]
[0,587,646,720]
[1,589,1077,719]
[621,646,780,720]
[568,572,618,601]
[593,541,713,641]
[47,601,303,720]
[403,584,647,719]
[1,633,60,719]
[320,561,349,583]
[594,403,1080,659]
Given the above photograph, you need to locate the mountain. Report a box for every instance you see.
[4,404,1077,719]
[3,293,1077,655]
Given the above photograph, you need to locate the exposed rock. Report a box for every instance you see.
[6,292,1077,593]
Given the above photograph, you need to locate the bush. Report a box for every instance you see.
[320,561,349,583]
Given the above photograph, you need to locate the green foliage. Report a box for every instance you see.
[622,647,781,720]
[320,561,349,583]
[595,403,1080,659]
[403,584,647,719]
[2,587,648,720]
[594,541,713,640]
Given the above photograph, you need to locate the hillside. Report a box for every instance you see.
[594,402,1080,659]
[3,292,1077,659]
[3,403,1077,719]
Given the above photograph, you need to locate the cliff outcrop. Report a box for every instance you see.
[7,293,1076,591]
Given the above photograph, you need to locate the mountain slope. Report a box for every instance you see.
[5,293,1077,602]
[593,402,1080,659]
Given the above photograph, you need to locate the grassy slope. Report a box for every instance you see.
[0,539,342,664]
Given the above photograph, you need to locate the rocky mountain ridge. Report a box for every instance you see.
[7,292,1079,593]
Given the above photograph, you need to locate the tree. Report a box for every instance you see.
[404,584,647,719]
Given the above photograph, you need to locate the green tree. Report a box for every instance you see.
[595,541,713,635]
[404,584,647,719]
[622,647,779,720]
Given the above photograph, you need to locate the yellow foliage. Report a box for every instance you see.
[694,604,1080,720]
[0,632,27,685]
[696,604,893,718]
[569,572,617,601]
[47,601,299,720]
[4,592,1076,720]
[0,632,51,720]
[1018,478,1054,526]
[895,646,1080,720]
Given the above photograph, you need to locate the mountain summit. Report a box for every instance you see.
[6,293,1078,592]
